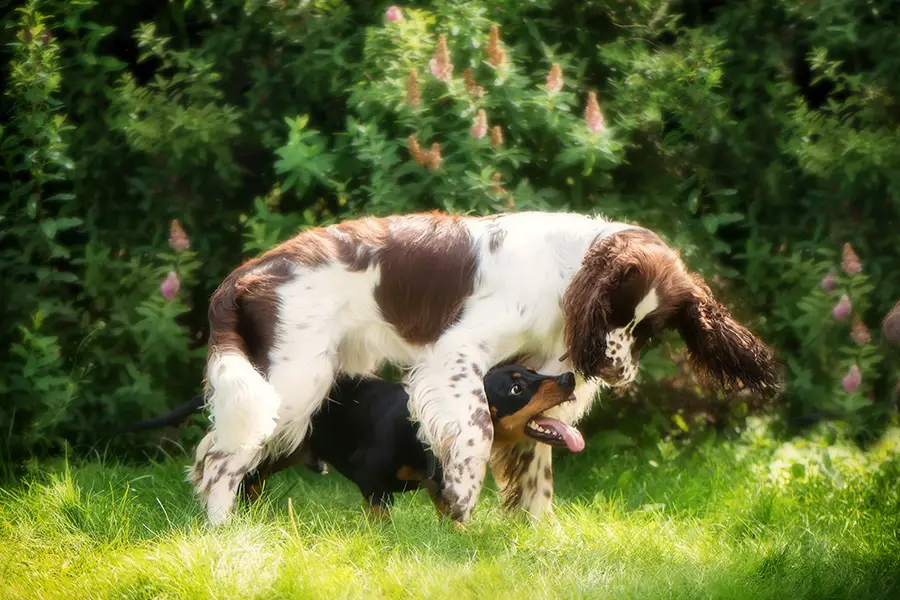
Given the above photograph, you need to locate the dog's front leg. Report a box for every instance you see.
[407,336,497,525]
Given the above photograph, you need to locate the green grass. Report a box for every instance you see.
[2,417,899,599]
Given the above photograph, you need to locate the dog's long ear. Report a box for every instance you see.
[562,234,633,377]
[677,275,781,397]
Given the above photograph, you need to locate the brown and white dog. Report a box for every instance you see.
[190,210,779,525]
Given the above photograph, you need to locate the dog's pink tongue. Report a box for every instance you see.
[532,416,585,452]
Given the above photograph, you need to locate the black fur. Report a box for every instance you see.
[123,366,573,512]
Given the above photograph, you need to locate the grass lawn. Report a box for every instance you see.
[1,417,899,599]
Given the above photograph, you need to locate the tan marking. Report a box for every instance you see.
[493,379,574,446]
[396,465,426,481]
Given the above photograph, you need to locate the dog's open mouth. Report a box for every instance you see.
[525,416,585,452]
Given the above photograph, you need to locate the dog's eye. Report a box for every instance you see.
[510,384,523,395]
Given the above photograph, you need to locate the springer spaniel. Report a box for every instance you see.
[190,210,779,525]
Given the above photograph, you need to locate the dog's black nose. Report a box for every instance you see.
[559,372,575,388]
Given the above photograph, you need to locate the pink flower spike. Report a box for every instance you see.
[471,109,488,139]
[842,243,862,276]
[546,63,563,94]
[429,34,453,82]
[851,318,871,346]
[842,364,861,394]
[169,219,190,253]
[161,271,181,300]
[585,91,605,133]
[385,6,403,22]
[820,273,837,293]
[832,295,852,321]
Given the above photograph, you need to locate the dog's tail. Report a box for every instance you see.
[117,394,206,435]
[204,268,282,453]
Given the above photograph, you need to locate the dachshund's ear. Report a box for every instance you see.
[676,276,781,397]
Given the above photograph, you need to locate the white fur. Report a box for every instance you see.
[196,211,639,523]
[604,288,661,387]
[633,288,659,324]
[208,353,282,453]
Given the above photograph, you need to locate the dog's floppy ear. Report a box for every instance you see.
[676,275,781,397]
[562,234,637,377]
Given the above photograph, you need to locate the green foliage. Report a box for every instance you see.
[1,0,899,462]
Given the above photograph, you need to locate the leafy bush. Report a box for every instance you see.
[1,0,899,464]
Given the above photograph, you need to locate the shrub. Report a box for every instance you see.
[1,0,898,463]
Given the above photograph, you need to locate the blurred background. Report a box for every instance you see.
[2,0,899,467]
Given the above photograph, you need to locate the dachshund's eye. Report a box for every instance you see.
[509,384,523,395]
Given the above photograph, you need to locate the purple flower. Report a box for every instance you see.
[832,295,852,321]
[842,364,861,394]
[160,271,180,300]
[820,273,837,293]
[385,6,403,22]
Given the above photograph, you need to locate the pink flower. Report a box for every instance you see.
[546,63,563,94]
[842,243,862,276]
[406,70,420,106]
[429,35,453,82]
[832,295,852,321]
[585,91,605,133]
[842,364,861,394]
[168,219,190,253]
[160,271,180,300]
[471,109,488,139]
[851,318,871,346]
[820,273,837,293]
[385,6,403,22]
[484,25,507,67]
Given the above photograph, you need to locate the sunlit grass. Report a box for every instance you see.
[1,417,898,599]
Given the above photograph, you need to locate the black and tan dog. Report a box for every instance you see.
[123,365,579,517]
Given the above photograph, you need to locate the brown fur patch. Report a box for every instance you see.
[562,228,687,382]
[374,212,478,344]
[206,211,476,376]
[206,228,336,374]
[326,217,388,272]
[677,273,780,396]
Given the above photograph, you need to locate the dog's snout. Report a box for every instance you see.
[559,372,575,389]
